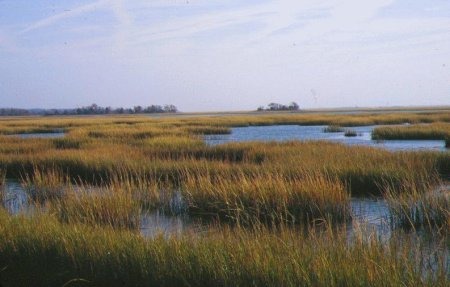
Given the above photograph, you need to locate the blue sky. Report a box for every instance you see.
[0,0,449,111]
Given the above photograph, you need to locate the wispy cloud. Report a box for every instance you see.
[20,0,112,34]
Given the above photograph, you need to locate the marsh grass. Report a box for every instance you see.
[0,111,449,286]
[52,184,141,230]
[323,125,344,133]
[106,168,176,211]
[52,137,86,149]
[182,171,350,224]
[372,123,450,140]
[385,179,450,232]
[0,211,447,287]
[0,169,5,207]
[21,167,68,202]
[344,129,358,137]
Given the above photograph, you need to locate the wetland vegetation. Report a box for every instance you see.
[0,109,449,286]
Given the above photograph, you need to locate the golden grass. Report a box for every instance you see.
[385,178,449,232]
[0,210,447,287]
[182,170,350,224]
[52,184,141,230]
[0,111,449,285]
[372,122,450,140]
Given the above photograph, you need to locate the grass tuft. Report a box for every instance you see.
[323,125,344,133]
[384,178,449,231]
[344,129,358,137]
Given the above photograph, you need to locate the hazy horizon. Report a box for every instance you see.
[1,0,449,112]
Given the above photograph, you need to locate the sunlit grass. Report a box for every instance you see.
[182,170,350,224]
[21,166,69,202]
[52,184,141,230]
[372,122,450,140]
[0,112,449,285]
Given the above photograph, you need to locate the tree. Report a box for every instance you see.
[288,102,299,111]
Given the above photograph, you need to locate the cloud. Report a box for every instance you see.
[20,0,112,34]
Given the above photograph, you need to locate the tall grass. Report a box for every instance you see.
[182,171,350,224]
[385,179,449,232]
[21,166,68,202]
[0,169,5,207]
[372,123,450,140]
[0,211,447,287]
[52,184,141,230]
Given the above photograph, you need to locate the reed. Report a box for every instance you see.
[0,211,447,287]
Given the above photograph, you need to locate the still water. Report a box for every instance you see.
[10,132,65,139]
[0,181,398,238]
[204,125,446,151]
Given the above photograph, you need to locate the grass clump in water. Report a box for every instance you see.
[323,125,344,133]
[21,167,68,202]
[385,178,449,232]
[344,129,358,137]
[182,171,350,224]
[372,123,450,140]
[53,184,141,230]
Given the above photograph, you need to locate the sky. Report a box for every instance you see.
[0,0,449,112]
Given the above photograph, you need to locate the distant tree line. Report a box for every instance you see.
[70,104,178,115]
[257,102,300,112]
[0,104,178,116]
[0,108,30,116]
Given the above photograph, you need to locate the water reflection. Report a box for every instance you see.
[204,125,446,151]
[2,181,447,241]
[10,132,65,139]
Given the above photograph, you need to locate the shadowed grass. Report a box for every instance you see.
[344,129,358,137]
[0,169,5,206]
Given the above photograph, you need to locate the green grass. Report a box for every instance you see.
[0,211,447,287]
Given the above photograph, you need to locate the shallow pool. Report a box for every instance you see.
[204,125,446,151]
